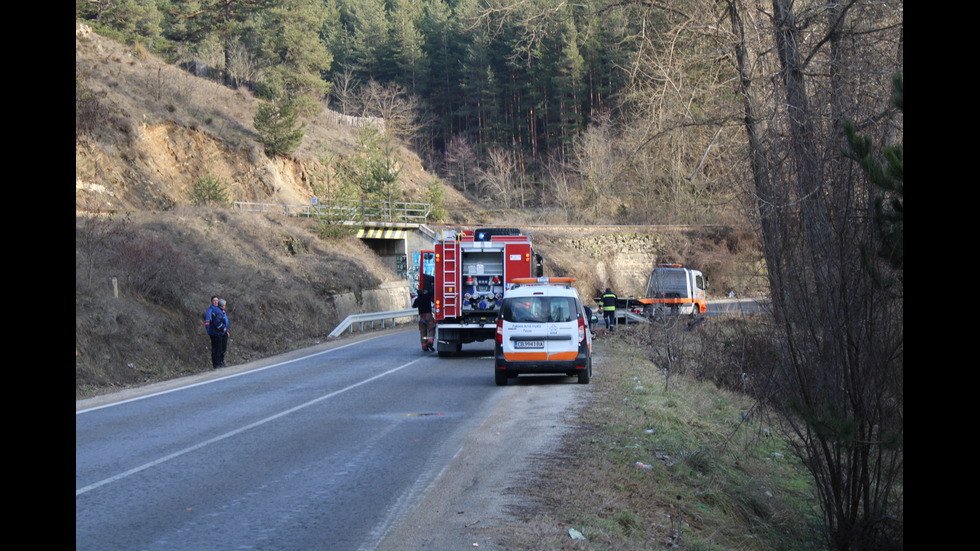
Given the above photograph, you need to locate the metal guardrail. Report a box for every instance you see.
[328,309,417,337]
[326,300,765,339]
[234,198,430,224]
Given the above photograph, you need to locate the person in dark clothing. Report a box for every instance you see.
[205,296,229,368]
[217,298,230,366]
[413,288,436,352]
[601,288,618,331]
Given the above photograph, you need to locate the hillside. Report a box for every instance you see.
[75,25,762,396]
[76,208,408,392]
[75,25,462,395]
[75,23,472,214]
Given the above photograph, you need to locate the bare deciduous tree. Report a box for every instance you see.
[358,80,423,143]
[478,146,520,209]
[442,136,479,196]
[330,66,361,116]
[572,115,619,220]
[719,0,904,548]
[507,0,903,546]
[542,156,574,223]
[225,40,263,90]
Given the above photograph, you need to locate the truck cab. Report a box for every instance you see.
[640,264,708,317]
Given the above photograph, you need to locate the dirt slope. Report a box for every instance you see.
[75,23,469,214]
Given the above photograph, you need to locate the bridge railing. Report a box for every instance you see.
[234,198,430,224]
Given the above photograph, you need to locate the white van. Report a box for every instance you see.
[493,277,593,386]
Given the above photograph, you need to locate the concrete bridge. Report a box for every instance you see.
[233,198,439,281]
[353,222,439,281]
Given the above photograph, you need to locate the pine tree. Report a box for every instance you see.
[187,170,231,206]
[389,0,427,93]
[169,0,275,87]
[253,98,305,156]
[346,0,390,81]
[844,73,904,275]
[259,0,332,116]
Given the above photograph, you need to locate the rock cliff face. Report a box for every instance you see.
[567,233,666,296]
[76,121,320,212]
[532,230,674,298]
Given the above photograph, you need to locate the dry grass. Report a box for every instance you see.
[75,207,400,397]
[477,323,823,550]
[76,28,259,149]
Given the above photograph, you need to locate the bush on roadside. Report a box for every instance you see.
[688,316,781,397]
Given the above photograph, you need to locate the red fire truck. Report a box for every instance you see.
[431,228,541,356]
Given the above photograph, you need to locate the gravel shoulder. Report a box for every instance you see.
[373,377,591,550]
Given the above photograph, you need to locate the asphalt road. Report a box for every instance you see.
[76,329,588,550]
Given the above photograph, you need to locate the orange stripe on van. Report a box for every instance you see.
[504,352,548,361]
[503,351,579,361]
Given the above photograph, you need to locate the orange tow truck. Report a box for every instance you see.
[637,264,708,317]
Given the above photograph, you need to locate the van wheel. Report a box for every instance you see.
[495,368,508,386]
[578,360,592,384]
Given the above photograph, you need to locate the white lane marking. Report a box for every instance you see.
[76,356,423,496]
[76,337,380,415]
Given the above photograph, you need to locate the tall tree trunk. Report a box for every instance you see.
[725,0,784,318]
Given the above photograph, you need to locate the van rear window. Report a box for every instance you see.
[502,297,578,323]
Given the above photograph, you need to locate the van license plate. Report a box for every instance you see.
[514,341,544,349]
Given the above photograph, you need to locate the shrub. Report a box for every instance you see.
[423,179,448,222]
[76,77,112,139]
[116,230,197,304]
[188,171,230,207]
[314,220,351,240]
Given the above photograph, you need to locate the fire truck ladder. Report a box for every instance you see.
[441,241,459,318]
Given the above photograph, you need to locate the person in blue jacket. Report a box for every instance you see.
[205,296,229,368]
